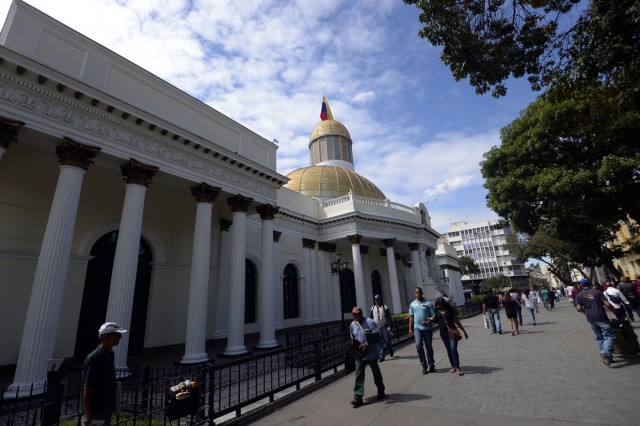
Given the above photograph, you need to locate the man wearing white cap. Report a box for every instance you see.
[370,294,393,361]
[80,322,127,425]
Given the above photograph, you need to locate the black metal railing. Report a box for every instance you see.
[2,306,480,426]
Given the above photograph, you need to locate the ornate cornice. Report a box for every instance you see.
[120,159,158,187]
[0,77,279,199]
[227,194,253,213]
[302,238,316,249]
[256,204,279,221]
[382,238,396,248]
[408,243,420,251]
[347,234,362,245]
[220,219,232,232]
[190,182,221,204]
[0,116,25,149]
[318,242,336,252]
[55,137,101,170]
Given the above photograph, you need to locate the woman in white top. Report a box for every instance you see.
[604,284,630,321]
[522,289,537,326]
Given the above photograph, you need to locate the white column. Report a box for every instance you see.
[302,239,316,324]
[310,245,320,322]
[214,219,232,337]
[409,243,423,290]
[273,231,283,330]
[383,239,402,314]
[106,160,158,371]
[5,139,99,398]
[317,244,331,321]
[223,195,252,356]
[349,235,367,308]
[181,184,220,363]
[257,205,279,348]
[361,245,372,303]
[0,117,24,162]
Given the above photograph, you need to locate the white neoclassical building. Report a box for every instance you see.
[0,0,458,397]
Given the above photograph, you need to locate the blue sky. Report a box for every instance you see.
[0,0,541,233]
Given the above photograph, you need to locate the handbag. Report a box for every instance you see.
[482,313,488,329]
[347,340,368,359]
[447,324,462,341]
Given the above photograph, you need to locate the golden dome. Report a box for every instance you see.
[284,165,386,200]
[310,120,351,141]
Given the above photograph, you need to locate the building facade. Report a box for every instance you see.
[0,0,455,397]
[444,220,525,290]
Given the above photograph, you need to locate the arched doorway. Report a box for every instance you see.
[245,259,257,323]
[73,231,153,363]
[283,264,299,319]
[339,269,357,314]
[371,270,383,301]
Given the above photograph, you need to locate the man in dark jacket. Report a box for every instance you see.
[482,291,503,334]
[575,279,616,366]
[618,277,640,321]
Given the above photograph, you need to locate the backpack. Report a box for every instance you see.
[607,291,622,305]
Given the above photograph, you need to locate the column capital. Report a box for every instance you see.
[0,116,25,150]
[347,234,362,245]
[227,194,253,213]
[382,238,396,248]
[273,230,282,242]
[318,242,336,252]
[56,137,101,170]
[302,238,316,249]
[220,219,232,232]
[190,183,221,204]
[120,159,158,187]
[408,242,420,251]
[360,245,369,255]
[256,204,279,220]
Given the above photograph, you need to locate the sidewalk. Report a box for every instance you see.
[253,301,640,426]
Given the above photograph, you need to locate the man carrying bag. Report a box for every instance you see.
[348,307,386,408]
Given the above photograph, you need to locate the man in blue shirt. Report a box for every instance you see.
[349,307,386,408]
[575,278,616,366]
[409,287,437,374]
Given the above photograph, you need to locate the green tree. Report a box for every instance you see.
[458,255,481,276]
[481,90,639,271]
[479,275,510,293]
[403,0,640,99]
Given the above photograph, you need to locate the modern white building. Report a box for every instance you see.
[0,0,460,397]
[444,220,525,287]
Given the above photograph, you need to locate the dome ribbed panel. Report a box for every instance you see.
[284,165,386,200]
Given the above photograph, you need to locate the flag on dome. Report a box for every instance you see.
[320,96,333,121]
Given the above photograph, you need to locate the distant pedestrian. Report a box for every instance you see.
[548,288,556,310]
[408,287,437,374]
[509,289,523,326]
[522,289,537,325]
[434,297,468,375]
[482,290,503,334]
[540,287,551,310]
[501,292,520,335]
[575,278,616,367]
[349,307,385,408]
[618,277,640,321]
[81,322,127,426]
[370,294,393,361]
[603,285,630,322]
[531,289,540,310]
[566,285,575,304]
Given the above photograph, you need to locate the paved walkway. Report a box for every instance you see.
[253,300,640,426]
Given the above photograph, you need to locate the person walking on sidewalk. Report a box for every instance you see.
[408,287,437,374]
[618,277,640,321]
[482,290,503,334]
[349,307,385,408]
[501,292,520,335]
[81,322,127,426]
[575,278,616,367]
[604,284,630,322]
[510,289,523,326]
[434,297,468,375]
[522,288,538,325]
[370,294,393,361]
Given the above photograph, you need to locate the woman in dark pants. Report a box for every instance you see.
[501,292,520,335]
[434,297,468,375]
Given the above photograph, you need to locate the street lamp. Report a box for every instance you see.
[331,252,349,276]
[330,252,349,330]
[441,270,450,283]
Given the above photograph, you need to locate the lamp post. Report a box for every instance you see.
[330,252,349,330]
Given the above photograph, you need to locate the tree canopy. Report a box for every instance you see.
[458,255,481,276]
[404,0,640,98]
